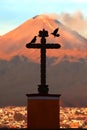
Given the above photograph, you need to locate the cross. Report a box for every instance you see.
[26,29,61,94]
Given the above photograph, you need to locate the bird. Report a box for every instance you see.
[29,36,37,44]
[26,36,37,48]
[51,28,60,37]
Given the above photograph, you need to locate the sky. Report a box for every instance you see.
[0,0,87,36]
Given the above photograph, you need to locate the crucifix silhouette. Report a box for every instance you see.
[26,28,61,94]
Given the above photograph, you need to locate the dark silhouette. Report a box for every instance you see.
[26,28,61,94]
[51,28,60,37]
[29,36,37,44]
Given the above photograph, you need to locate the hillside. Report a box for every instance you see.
[0,14,87,62]
[0,15,87,107]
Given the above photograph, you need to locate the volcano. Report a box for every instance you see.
[0,14,87,62]
[0,14,87,107]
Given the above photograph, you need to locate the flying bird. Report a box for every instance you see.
[51,28,60,37]
[29,36,37,44]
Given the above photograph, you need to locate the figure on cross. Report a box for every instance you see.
[26,28,61,94]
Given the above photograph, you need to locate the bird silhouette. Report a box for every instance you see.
[51,28,60,37]
[29,36,37,44]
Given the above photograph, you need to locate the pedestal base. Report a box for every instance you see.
[26,94,61,129]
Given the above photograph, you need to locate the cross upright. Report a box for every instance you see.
[26,29,61,94]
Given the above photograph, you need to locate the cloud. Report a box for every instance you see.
[48,11,87,38]
[60,11,87,38]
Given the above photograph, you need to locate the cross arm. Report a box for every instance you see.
[46,43,61,49]
[26,43,41,49]
[26,43,61,49]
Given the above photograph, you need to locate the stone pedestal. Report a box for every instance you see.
[26,94,61,129]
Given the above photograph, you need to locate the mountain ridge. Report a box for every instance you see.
[0,14,87,62]
[0,14,87,107]
[0,55,87,107]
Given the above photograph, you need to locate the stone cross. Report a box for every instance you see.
[26,29,61,94]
